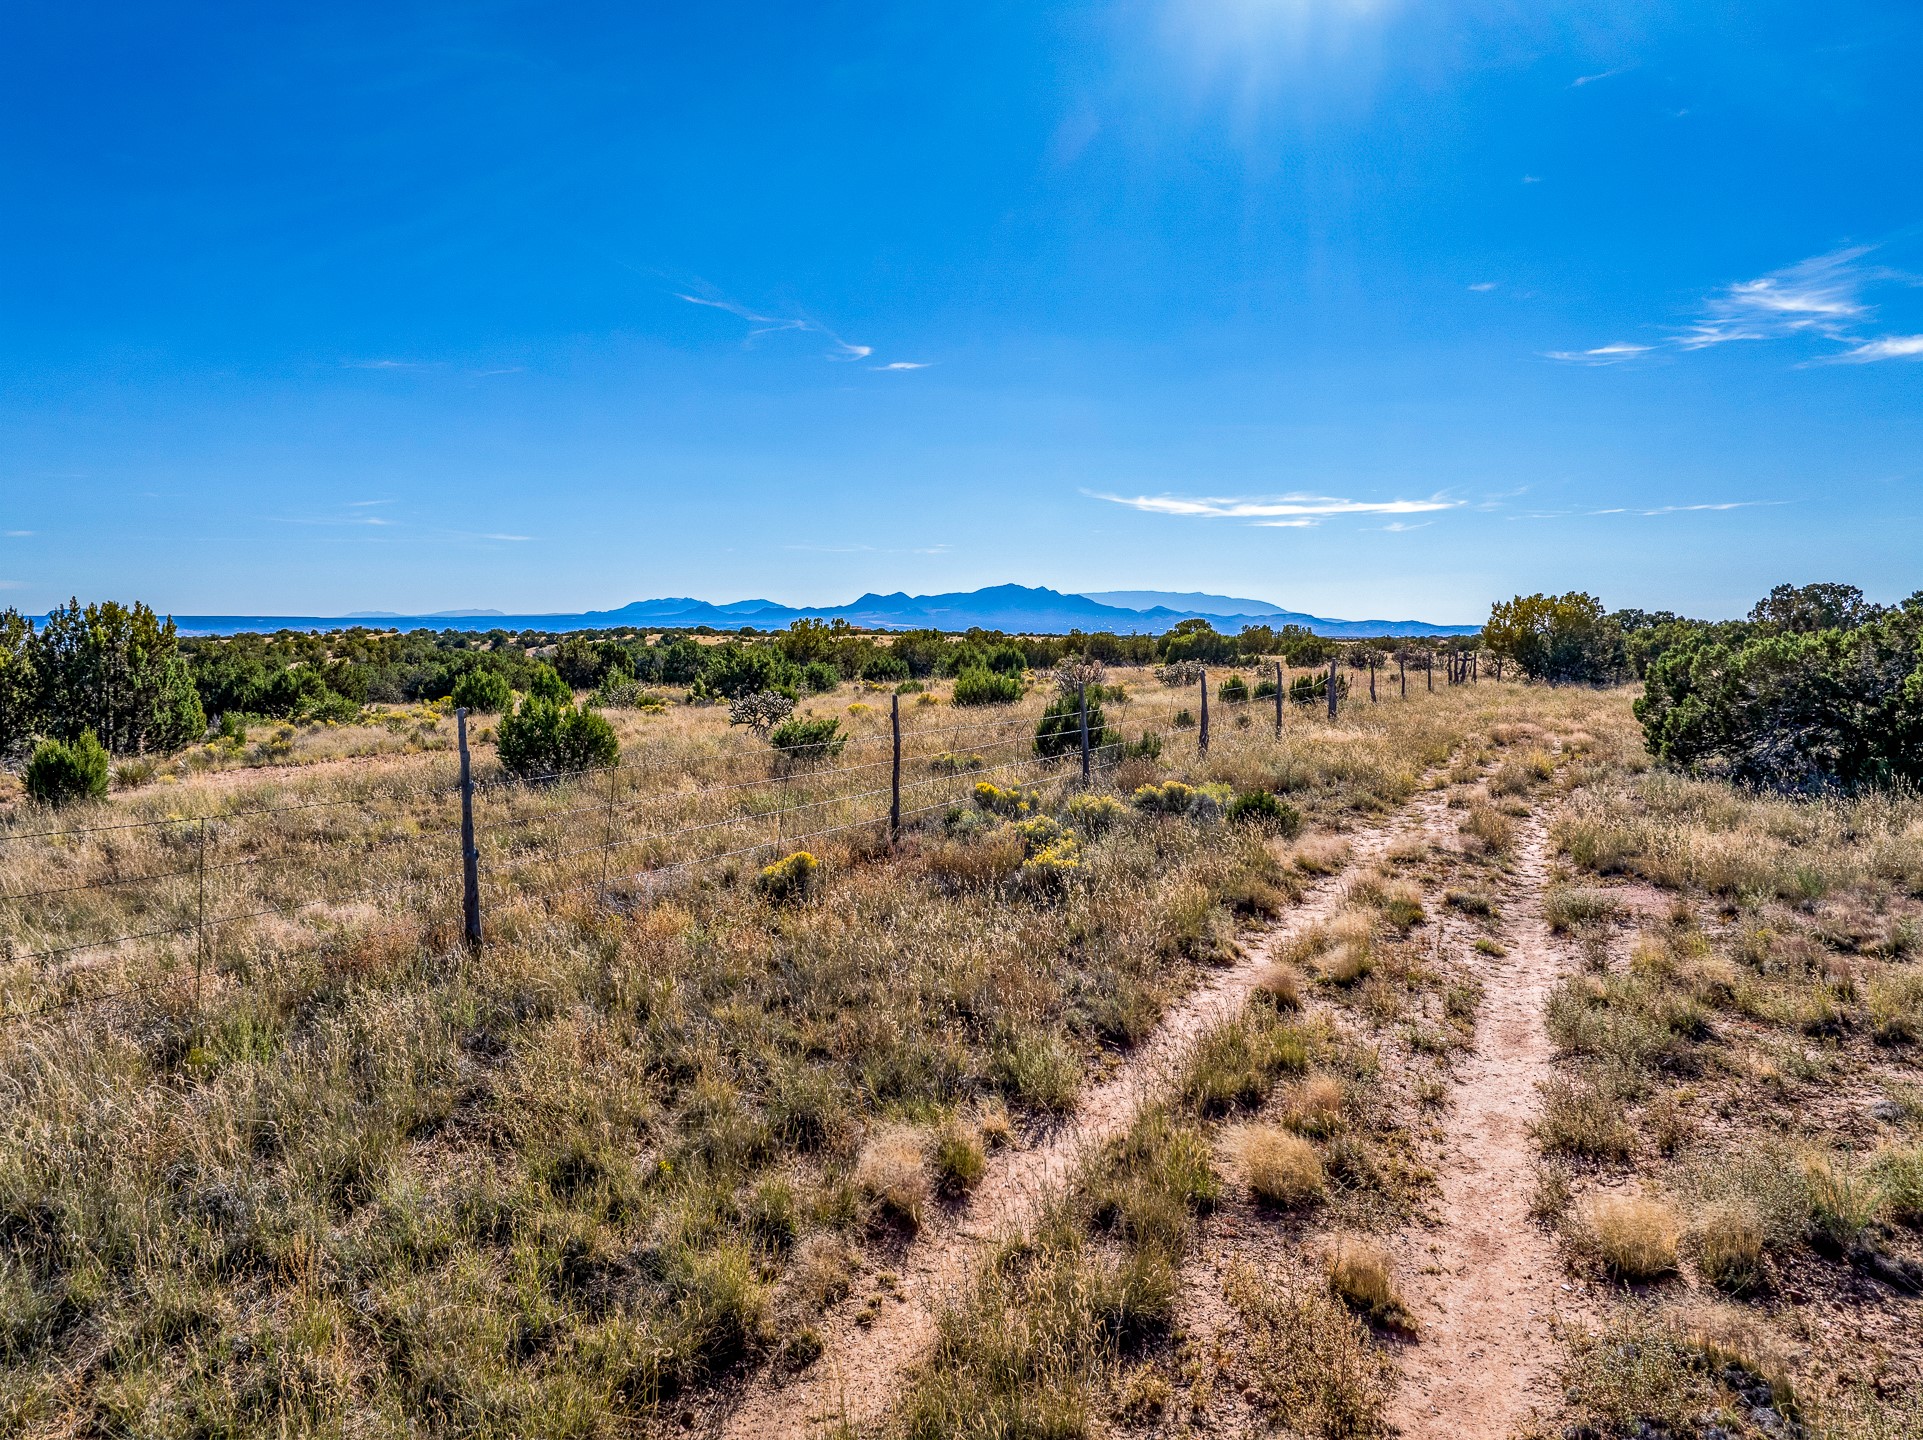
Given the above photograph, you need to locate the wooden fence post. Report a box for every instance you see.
[1198,670,1210,757]
[1274,661,1283,736]
[458,708,482,950]
[195,815,208,1013]
[889,692,902,842]
[1399,657,1406,699]
[1078,683,1091,784]
[1369,654,1377,703]
[1327,656,1339,721]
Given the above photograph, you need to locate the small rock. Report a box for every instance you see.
[1870,1099,1903,1123]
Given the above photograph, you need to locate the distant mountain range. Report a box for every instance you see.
[171,585,1479,638]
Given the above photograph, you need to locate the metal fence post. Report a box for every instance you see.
[889,692,902,842]
[457,707,481,949]
[1078,683,1091,784]
[1198,670,1210,757]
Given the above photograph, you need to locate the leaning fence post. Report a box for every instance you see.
[1327,656,1339,721]
[1198,670,1210,757]
[1273,661,1283,736]
[1369,654,1377,703]
[457,707,481,949]
[889,692,902,843]
[1078,683,1091,784]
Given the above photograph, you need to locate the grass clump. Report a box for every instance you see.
[1325,1238,1416,1333]
[1224,1261,1394,1436]
[1535,1076,1636,1160]
[933,1121,987,1198]
[1696,1201,1768,1294]
[1251,960,1304,1010]
[1179,1009,1308,1116]
[856,1126,932,1229]
[1575,1194,1680,1281]
[1544,886,1622,934]
[1225,1124,1325,1208]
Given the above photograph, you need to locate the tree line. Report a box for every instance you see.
[1481,584,1923,794]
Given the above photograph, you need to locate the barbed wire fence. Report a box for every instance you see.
[0,653,1489,1029]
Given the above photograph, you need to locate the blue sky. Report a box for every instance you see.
[3,0,1919,622]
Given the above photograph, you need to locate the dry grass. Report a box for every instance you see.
[1284,1073,1347,1137]
[1222,1261,1396,1436]
[1575,1194,1681,1281]
[1226,1123,1326,1207]
[1325,1237,1416,1333]
[1251,959,1304,1009]
[0,678,1640,1434]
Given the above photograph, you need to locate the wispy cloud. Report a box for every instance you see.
[1679,247,1872,349]
[1468,281,1498,292]
[1826,334,1923,363]
[0,580,23,590]
[871,361,932,371]
[343,358,427,370]
[1090,492,1458,528]
[1544,342,1654,364]
[1519,500,1785,519]
[347,499,394,509]
[1572,65,1629,86]
[3,530,31,537]
[1552,246,1922,366]
[677,290,873,362]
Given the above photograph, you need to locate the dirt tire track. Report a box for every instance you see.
[1386,810,1586,1439]
[715,794,1445,1440]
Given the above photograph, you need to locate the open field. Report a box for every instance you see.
[3,672,1919,1438]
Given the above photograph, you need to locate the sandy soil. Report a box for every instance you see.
[1385,810,1587,1439]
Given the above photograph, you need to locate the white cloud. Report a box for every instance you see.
[344,359,425,370]
[1545,342,1654,364]
[1091,492,1458,524]
[871,361,932,371]
[1827,334,1923,363]
[1551,246,1923,364]
[1572,66,1629,86]
[677,289,875,362]
[1521,174,1541,184]
[1678,247,1873,349]
[1468,281,1498,292]
[3,530,31,537]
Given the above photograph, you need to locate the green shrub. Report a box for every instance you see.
[1227,790,1303,836]
[799,660,840,694]
[24,729,110,806]
[496,696,620,780]
[525,662,572,705]
[450,667,512,714]
[1635,603,1923,792]
[862,652,911,683]
[1034,692,1120,759]
[952,667,1023,706]
[1483,591,1628,685]
[1218,674,1251,704]
[767,714,846,770]
[757,851,819,904]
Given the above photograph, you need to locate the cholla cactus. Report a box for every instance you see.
[728,689,795,734]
